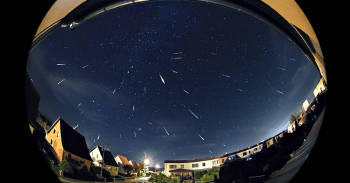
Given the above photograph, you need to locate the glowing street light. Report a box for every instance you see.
[144,158,150,165]
[143,158,150,174]
[155,164,160,169]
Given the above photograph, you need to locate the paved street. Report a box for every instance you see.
[265,108,325,183]
[59,176,148,183]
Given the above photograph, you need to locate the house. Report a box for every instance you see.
[130,160,138,168]
[302,99,310,112]
[114,155,132,175]
[89,146,119,176]
[266,138,274,148]
[29,120,45,137]
[313,77,327,97]
[45,117,92,170]
[222,143,264,161]
[288,121,296,133]
[164,156,220,176]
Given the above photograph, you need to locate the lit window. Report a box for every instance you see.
[57,132,60,138]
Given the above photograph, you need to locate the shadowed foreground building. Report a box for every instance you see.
[45,117,92,171]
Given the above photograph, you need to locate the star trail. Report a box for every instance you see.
[26,0,321,166]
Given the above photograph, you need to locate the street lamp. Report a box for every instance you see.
[144,158,150,165]
[143,158,150,174]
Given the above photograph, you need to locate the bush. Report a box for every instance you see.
[149,174,180,183]
[57,160,74,177]
[49,160,59,176]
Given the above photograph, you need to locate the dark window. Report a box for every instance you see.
[202,162,206,166]
[243,152,247,156]
[192,164,198,168]
[169,165,177,169]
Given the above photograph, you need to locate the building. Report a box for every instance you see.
[164,142,266,176]
[89,146,119,176]
[164,156,220,176]
[223,143,264,161]
[302,99,310,112]
[45,117,92,170]
[114,155,132,174]
[288,121,296,133]
[29,120,45,137]
[266,138,274,148]
[313,77,327,97]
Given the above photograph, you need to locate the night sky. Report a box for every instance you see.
[26,1,321,167]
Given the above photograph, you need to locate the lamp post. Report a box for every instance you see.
[143,158,150,174]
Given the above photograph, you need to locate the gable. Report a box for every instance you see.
[58,118,92,161]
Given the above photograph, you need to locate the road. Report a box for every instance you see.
[265,108,325,183]
[59,176,149,183]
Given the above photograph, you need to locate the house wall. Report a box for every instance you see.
[235,144,263,158]
[45,120,64,161]
[63,150,91,170]
[302,100,310,112]
[90,147,103,167]
[164,158,219,176]
[114,156,123,165]
[218,157,227,166]
[104,165,119,176]
[114,156,127,174]
[29,124,34,134]
[313,78,326,97]
[288,122,296,133]
[266,138,274,148]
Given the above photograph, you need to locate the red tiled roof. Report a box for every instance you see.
[116,155,131,166]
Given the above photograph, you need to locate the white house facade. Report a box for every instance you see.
[90,146,104,167]
[164,157,221,176]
